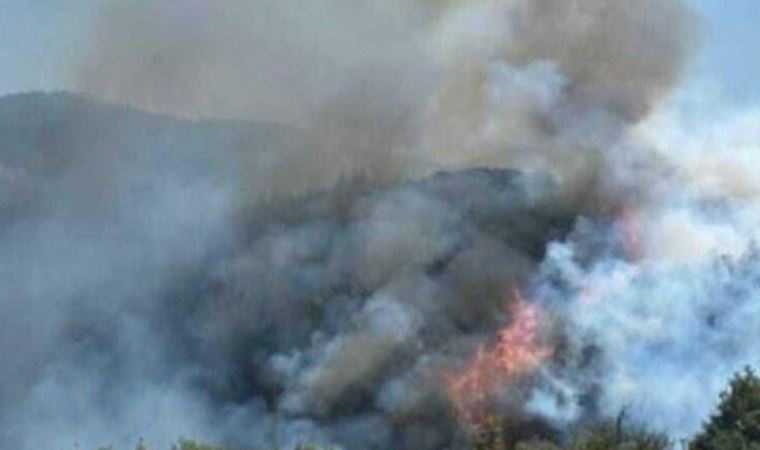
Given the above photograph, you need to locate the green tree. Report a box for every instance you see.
[691,368,760,450]
[568,422,670,450]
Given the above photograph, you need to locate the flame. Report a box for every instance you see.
[445,289,553,430]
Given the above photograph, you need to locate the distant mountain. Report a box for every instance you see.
[0,91,301,223]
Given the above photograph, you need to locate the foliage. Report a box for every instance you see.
[690,368,760,450]
[472,414,669,450]
[514,440,561,450]
[94,439,337,450]
[172,439,232,450]
[567,422,670,450]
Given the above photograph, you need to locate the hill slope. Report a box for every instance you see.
[0,92,573,450]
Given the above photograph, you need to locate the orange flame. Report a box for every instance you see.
[445,289,553,430]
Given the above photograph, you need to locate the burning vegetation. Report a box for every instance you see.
[97,367,760,449]
[3,0,760,449]
[446,290,553,431]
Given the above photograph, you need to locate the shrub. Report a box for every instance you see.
[96,439,336,450]
[473,412,669,450]
[172,439,232,450]
[568,421,670,450]
[514,440,561,450]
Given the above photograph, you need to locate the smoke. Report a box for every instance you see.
[420,0,697,197]
[75,1,434,122]
[9,0,760,449]
[0,155,571,449]
[523,105,760,437]
[73,0,697,197]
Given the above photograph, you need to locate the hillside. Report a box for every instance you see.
[0,93,574,450]
[0,92,301,224]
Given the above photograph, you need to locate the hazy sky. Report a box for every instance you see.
[0,0,94,94]
[0,0,757,108]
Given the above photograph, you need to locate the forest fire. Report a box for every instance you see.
[8,0,760,448]
[445,289,553,431]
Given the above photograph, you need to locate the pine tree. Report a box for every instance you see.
[691,368,760,450]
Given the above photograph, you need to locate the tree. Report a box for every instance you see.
[691,368,760,450]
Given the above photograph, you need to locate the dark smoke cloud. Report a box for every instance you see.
[0,106,572,448]
[420,0,699,204]
[74,0,698,197]
[75,0,436,123]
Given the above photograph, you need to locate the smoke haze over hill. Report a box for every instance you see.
[4,1,760,450]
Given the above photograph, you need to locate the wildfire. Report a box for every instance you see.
[445,289,553,430]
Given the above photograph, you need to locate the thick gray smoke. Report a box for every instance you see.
[0,115,571,449]
[10,0,760,449]
[74,0,697,197]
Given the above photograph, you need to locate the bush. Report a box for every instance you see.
[690,368,760,450]
[95,439,336,450]
[172,439,232,450]
[473,413,669,450]
[514,440,561,450]
[567,421,670,450]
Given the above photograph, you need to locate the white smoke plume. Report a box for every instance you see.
[525,103,760,438]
